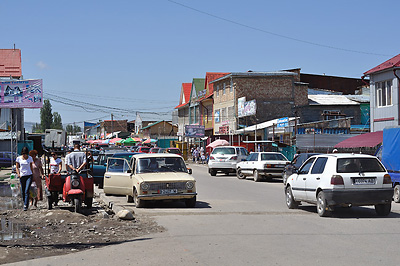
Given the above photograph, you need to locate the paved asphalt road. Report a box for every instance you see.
[8,163,400,265]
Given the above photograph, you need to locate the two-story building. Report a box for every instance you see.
[211,71,308,135]
[175,82,192,138]
[363,53,400,132]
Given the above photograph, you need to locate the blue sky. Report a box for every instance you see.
[1,0,398,125]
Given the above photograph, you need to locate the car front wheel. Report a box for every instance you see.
[285,186,299,209]
[253,170,261,182]
[133,188,145,208]
[236,168,246,179]
[316,191,331,217]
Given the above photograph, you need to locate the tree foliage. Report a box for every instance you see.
[52,112,63,130]
[65,124,81,135]
[40,99,53,131]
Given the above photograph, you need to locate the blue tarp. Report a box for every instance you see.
[382,127,400,171]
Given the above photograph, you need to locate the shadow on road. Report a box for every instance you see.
[298,205,400,219]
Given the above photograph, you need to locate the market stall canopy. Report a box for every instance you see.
[143,138,157,144]
[334,131,383,148]
[206,139,230,148]
[109,138,122,144]
[123,138,137,145]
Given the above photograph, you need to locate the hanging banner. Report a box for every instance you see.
[0,79,43,108]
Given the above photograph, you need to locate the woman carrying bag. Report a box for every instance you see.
[15,147,34,211]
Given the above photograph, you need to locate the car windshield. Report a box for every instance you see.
[212,147,235,155]
[140,147,150,152]
[337,158,386,173]
[167,149,180,154]
[261,153,287,161]
[114,154,134,161]
[136,157,187,173]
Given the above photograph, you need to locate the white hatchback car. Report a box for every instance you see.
[285,153,393,217]
[236,152,289,182]
[208,146,249,176]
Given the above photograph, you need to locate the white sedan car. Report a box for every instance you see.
[236,152,289,182]
[285,153,393,217]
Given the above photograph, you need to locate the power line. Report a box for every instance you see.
[168,0,392,57]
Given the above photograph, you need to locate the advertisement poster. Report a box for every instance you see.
[0,79,43,108]
[238,97,246,117]
[243,99,256,116]
[185,125,205,138]
[215,110,220,123]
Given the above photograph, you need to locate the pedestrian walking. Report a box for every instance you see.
[49,152,62,174]
[29,150,44,207]
[15,147,34,211]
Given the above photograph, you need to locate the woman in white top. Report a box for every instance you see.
[15,147,34,211]
[50,152,62,174]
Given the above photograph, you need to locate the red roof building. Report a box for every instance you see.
[175,83,192,109]
[363,53,400,132]
[364,54,400,75]
[0,49,22,78]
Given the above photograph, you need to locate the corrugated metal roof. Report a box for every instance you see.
[334,131,382,148]
[210,71,297,83]
[308,95,359,105]
[364,54,400,75]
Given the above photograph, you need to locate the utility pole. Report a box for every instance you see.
[111,113,114,139]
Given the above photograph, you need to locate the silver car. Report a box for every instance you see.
[208,146,249,176]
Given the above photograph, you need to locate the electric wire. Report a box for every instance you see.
[168,0,392,57]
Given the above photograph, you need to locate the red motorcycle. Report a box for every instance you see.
[44,151,94,213]
[62,170,93,213]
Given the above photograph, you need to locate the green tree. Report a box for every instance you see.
[32,123,42,133]
[52,112,63,130]
[65,124,74,135]
[40,99,53,131]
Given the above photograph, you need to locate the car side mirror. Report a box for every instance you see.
[187,168,192,175]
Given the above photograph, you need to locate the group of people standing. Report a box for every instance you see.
[14,144,88,211]
[191,146,208,164]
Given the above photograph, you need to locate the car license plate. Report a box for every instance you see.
[353,178,376,185]
[160,189,178,194]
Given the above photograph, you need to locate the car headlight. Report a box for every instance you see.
[140,182,150,191]
[186,181,195,189]
[71,179,80,188]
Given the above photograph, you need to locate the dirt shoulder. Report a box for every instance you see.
[0,196,164,265]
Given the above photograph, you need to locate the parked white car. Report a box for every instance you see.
[285,153,393,217]
[236,152,289,182]
[208,146,249,176]
[103,153,197,208]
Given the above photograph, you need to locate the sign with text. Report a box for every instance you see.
[0,79,43,108]
[185,125,205,138]
[277,117,289,128]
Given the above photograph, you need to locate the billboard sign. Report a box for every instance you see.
[243,99,256,116]
[0,79,43,108]
[185,125,205,138]
[277,117,289,128]
[238,97,246,117]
